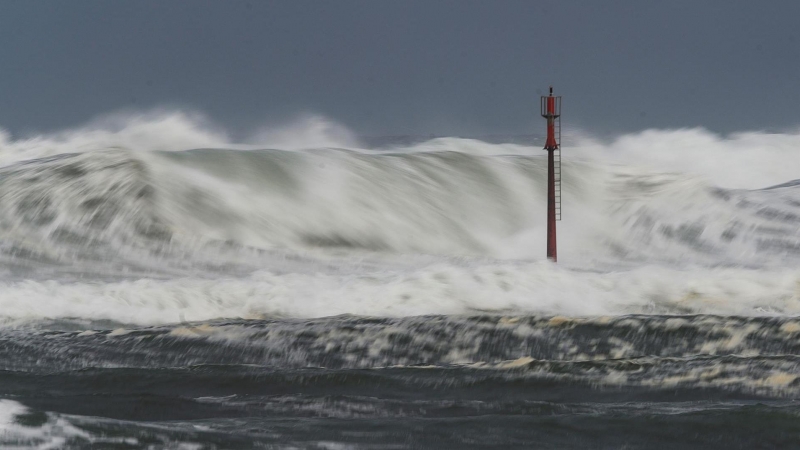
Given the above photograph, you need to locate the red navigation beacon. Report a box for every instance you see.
[540,86,561,262]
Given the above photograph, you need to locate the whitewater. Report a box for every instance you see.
[2,112,800,448]
[0,113,798,324]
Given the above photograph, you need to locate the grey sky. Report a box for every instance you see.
[1,1,798,137]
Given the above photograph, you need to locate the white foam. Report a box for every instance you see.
[247,114,360,150]
[0,111,357,168]
[0,263,797,325]
[0,399,90,449]
[571,127,800,190]
[0,111,229,168]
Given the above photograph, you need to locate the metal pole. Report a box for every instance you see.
[547,147,557,262]
[542,87,558,262]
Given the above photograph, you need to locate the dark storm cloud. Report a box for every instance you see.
[0,0,798,136]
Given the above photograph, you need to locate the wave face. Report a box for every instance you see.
[1,143,799,267]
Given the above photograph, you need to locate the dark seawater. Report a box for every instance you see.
[3,315,800,448]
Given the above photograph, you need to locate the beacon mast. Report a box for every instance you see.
[540,87,561,262]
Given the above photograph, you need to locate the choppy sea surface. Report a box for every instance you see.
[1,117,800,448]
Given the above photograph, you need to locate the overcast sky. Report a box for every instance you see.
[1,1,798,137]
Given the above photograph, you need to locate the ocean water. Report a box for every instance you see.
[1,114,800,448]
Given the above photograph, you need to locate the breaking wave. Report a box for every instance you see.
[0,112,798,323]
